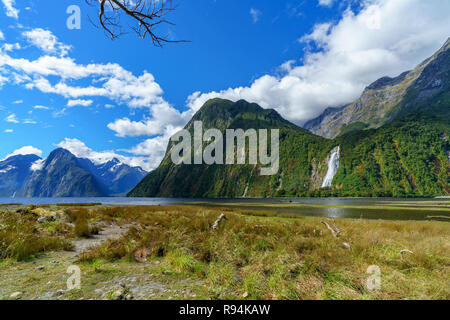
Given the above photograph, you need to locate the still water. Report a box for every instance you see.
[0,197,449,221]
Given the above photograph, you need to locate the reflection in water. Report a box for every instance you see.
[0,197,448,221]
[326,207,344,219]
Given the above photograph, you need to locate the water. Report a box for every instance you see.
[322,146,340,188]
[0,197,448,221]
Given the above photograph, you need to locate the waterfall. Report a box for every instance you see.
[321,146,340,188]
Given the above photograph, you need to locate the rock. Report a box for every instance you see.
[50,289,65,297]
[35,266,45,271]
[111,288,125,300]
[37,215,56,223]
[10,292,22,299]
[94,289,104,295]
[342,242,351,249]
[242,292,248,298]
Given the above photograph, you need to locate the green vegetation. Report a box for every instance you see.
[0,204,448,300]
[0,209,72,261]
[334,109,450,197]
[75,205,449,300]
[129,99,449,198]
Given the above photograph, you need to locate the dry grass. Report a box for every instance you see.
[74,205,449,300]
[1,204,448,299]
[0,211,72,261]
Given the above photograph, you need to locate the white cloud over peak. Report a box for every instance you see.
[4,145,42,159]
[188,0,450,124]
[57,138,152,171]
[1,0,18,19]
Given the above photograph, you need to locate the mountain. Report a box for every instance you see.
[129,96,449,198]
[304,37,450,138]
[19,148,106,197]
[81,158,148,195]
[0,148,147,197]
[129,98,336,198]
[0,154,41,197]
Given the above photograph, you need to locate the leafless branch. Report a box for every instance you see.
[85,0,188,47]
[321,219,341,238]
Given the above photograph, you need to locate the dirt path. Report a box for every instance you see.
[73,223,133,254]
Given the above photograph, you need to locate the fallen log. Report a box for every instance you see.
[212,213,227,230]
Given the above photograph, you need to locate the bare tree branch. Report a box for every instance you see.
[86,0,188,47]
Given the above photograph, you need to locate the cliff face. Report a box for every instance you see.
[304,38,450,138]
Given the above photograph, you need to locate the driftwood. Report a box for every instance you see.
[321,219,341,238]
[426,216,450,220]
[212,213,227,230]
[400,249,414,255]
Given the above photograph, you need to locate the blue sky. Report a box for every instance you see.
[0,0,449,170]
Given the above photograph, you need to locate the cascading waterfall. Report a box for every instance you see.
[321,146,340,188]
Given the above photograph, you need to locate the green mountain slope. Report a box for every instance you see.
[129,99,334,198]
[129,98,449,198]
[334,106,449,197]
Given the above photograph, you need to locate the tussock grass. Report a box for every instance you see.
[76,205,449,300]
[64,208,101,238]
[0,211,72,261]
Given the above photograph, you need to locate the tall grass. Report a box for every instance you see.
[77,205,450,300]
[0,211,72,261]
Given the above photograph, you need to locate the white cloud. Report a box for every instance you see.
[23,119,37,124]
[30,158,45,171]
[318,0,334,7]
[188,0,450,124]
[4,146,42,159]
[2,42,20,52]
[250,8,262,23]
[57,138,151,171]
[108,101,190,137]
[67,99,93,107]
[0,29,4,40]
[1,0,19,19]
[4,129,12,133]
[22,28,71,56]
[12,99,23,104]
[33,105,50,110]
[5,113,18,123]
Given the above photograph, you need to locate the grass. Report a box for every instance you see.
[75,205,449,300]
[0,204,449,300]
[0,210,72,261]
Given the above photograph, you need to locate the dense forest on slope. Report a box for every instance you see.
[333,104,449,197]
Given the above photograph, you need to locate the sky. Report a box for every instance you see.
[0,0,449,171]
